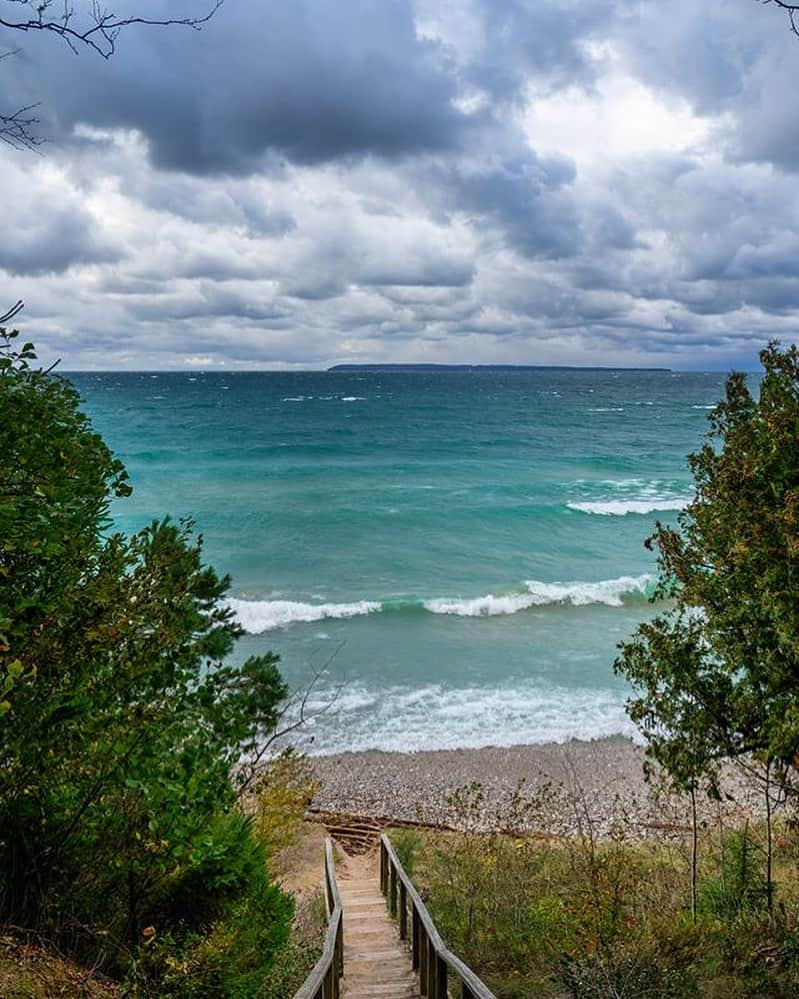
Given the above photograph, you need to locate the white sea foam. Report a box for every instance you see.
[424,592,542,617]
[524,575,653,606]
[341,396,366,402]
[229,574,654,631]
[568,498,690,516]
[226,597,381,633]
[691,404,716,410]
[424,574,653,617]
[290,680,639,754]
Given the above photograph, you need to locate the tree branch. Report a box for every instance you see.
[761,0,799,38]
[0,1,224,59]
[0,103,42,151]
[0,299,24,324]
[0,2,223,149]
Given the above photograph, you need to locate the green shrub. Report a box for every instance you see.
[700,828,769,920]
[390,828,423,878]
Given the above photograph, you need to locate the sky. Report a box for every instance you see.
[2,0,799,370]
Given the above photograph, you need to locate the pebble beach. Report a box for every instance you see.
[311,736,770,839]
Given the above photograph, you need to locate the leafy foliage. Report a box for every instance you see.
[616,341,799,784]
[406,808,799,998]
[0,326,292,992]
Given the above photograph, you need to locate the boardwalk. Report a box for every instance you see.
[338,852,420,999]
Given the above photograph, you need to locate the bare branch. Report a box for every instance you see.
[0,299,24,324]
[0,1,224,59]
[0,102,42,151]
[761,0,799,38]
[236,644,348,794]
[0,2,223,149]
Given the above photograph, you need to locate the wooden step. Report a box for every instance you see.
[336,850,421,999]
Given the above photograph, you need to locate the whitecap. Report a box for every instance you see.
[567,498,690,516]
[226,597,381,633]
[341,396,366,402]
[424,574,653,617]
[523,575,654,607]
[425,593,542,617]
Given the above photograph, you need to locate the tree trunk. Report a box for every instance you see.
[690,785,698,923]
[765,761,774,916]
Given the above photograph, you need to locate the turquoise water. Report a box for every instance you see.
[69,369,726,753]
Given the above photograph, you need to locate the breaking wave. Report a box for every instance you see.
[226,598,381,633]
[226,574,655,633]
[568,498,690,516]
[424,575,653,616]
[289,680,639,754]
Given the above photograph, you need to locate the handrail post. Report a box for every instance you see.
[419,922,428,995]
[436,955,448,998]
[389,860,398,916]
[380,838,387,894]
[412,905,420,969]
[427,936,437,996]
[399,881,407,939]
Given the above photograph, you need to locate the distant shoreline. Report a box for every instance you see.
[327,363,673,372]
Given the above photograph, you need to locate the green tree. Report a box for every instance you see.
[0,324,292,990]
[615,341,799,911]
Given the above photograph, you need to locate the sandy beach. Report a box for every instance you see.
[311,736,769,839]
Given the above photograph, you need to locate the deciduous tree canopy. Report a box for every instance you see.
[616,341,799,784]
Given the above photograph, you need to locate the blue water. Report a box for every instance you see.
[69,369,726,753]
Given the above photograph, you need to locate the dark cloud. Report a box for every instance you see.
[7,0,472,173]
[427,145,580,258]
[464,0,617,100]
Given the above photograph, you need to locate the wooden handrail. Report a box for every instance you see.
[293,837,344,999]
[380,833,496,999]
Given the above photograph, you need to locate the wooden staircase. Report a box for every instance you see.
[338,852,420,999]
[292,830,495,999]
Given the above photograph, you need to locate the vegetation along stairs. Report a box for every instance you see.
[294,828,495,999]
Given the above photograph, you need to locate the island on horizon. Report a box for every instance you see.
[328,362,672,372]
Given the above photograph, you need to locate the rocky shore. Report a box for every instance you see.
[310,736,770,839]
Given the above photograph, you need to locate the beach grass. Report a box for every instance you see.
[389,815,799,998]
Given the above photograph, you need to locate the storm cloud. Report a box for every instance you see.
[1,0,798,369]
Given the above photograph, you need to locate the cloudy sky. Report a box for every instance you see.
[2,0,799,370]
